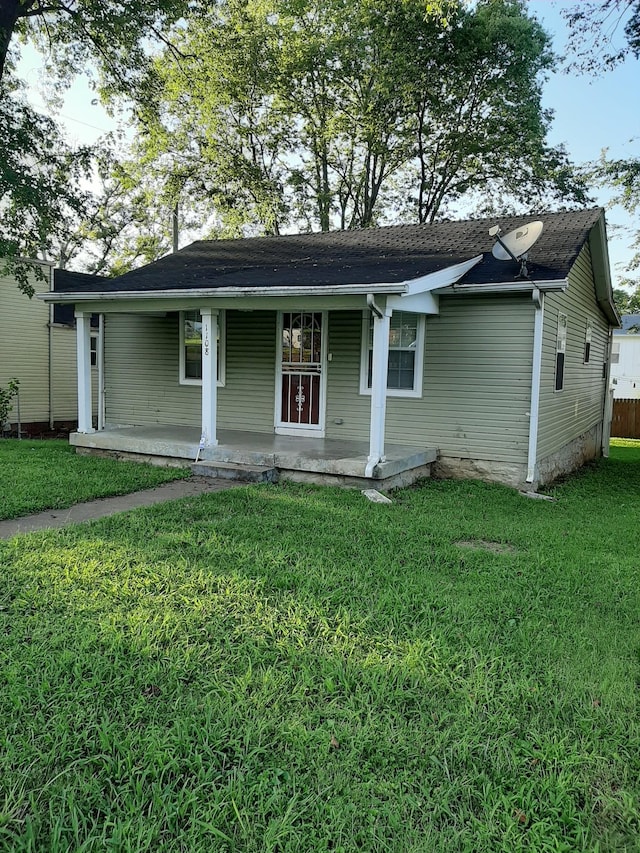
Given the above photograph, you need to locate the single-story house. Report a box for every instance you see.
[39,207,618,489]
[611,314,640,399]
[0,264,99,435]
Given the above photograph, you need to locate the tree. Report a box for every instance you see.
[395,0,585,223]
[564,2,640,306]
[131,0,586,235]
[0,82,91,292]
[564,1,640,72]
[0,0,210,89]
[0,0,220,289]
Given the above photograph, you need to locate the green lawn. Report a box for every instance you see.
[0,439,189,520]
[0,443,638,851]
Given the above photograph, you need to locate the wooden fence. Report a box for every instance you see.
[612,398,640,439]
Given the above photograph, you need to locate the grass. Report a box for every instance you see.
[0,441,638,851]
[0,439,190,520]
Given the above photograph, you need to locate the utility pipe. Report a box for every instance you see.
[48,264,55,430]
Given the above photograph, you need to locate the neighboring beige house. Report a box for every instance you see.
[611,314,640,399]
[0,263,99,435]
[41,208,619,489]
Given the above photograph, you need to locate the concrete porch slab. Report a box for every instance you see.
[70,426,437,486]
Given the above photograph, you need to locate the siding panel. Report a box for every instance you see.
[105,300,534,467]
[105,310,277,433]
[326,297,534,464]
[0,271,50,422]
[537,244,609,459]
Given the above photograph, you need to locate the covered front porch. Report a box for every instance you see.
[71,425,437,488]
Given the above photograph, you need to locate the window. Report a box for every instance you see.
[611,341,620,364]
[90,334,98,367]
[179,310,225,385]
[583,319,592,364]
[555,312,567,392]
[360,310,425,397]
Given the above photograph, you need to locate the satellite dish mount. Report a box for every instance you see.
[489,221,544,279]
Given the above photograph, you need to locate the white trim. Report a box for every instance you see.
[75,311,94,434]
[275,310,327,436]
[443,278,569,295]
[366,306,392,476]
[179,309,226,387]
[583,317,593,364]
[200,308,219,447]
[526,289,544,483]
[359,310,425,398]
[39,282,408,303]
[555,311,567,393]
[403,255,483,295]
[387,291,439,314]
[97,314,105,431]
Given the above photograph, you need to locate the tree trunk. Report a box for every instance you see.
[0,0,37,84]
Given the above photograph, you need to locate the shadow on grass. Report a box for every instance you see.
[0,454,639,851]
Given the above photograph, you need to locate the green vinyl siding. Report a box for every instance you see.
[0,268,93,424]
[106,299,534,466]
[50,325,98,421]
[537,243,609,459]
[0,272,49,423]
[220,310,276,432]
[326,297,534,465]
[325,311,370,438]
[407,295,533,463]
[105,311,276,433]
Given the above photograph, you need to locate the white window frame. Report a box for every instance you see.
[179,309,226,387]
[583,318,592,364]
[90,332,98,368]
[555,312,567,392]
[359,310,425,398]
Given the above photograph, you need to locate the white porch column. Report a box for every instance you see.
[75,310,94,434]
[200,307,219,447]
[366,305,391,476]
[97,313,105,431]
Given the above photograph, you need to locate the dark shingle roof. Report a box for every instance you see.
[53,208,604,294]
[54,269,109,290]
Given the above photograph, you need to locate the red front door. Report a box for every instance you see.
[278,312,324,431]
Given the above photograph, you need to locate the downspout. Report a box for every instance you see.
[526,288,544,484]
[367,292,384,320]
[601,327,614,458]
[365,294,389,478]
[48,265,54,430]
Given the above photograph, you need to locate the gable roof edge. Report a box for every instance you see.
[588,212,620,327]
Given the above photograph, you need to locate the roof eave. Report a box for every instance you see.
[437,278,569,296]
[38,281,410,303]
[588,214,621,327]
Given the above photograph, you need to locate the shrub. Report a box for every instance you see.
[0,378,20,430]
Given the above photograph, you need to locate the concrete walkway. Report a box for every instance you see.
[0,477,240,540]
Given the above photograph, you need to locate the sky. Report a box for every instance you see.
[15,0,640,287]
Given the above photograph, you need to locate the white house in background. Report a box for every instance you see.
[611,314,640,400]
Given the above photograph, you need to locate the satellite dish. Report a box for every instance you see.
[489,220,544,278]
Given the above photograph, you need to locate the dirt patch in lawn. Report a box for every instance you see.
[455,539,518,555]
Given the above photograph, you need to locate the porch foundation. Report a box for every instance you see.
[70,426,437,490]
